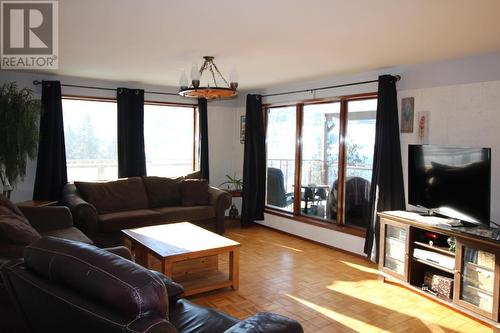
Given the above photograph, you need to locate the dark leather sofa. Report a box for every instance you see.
[0,194,93,264]
[0,194,93,332]
[1,237,303,333]
[62,175,232,247]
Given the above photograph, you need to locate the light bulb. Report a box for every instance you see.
[179,69,188,89]
[230,66,239,90]
[230,66,239,83]
[191,65,201,81]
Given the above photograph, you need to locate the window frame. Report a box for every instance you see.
[264,92,378,237]
[62,95,198,180]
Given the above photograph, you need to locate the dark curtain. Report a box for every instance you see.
[364,75,406,262]
[241,94,266,227]
[33,81,67,202]
[117,88,146,178]
[198,98,209,181]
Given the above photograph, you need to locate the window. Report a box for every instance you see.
[143,103,198,177]
[266,106,296,212]
[62,98,118,182]
[265,95,377,231]
[62,98,198,182]
[301,102,340,221]
[343,99,377,227]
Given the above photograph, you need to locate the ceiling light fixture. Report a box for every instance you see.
[179,56,238,100]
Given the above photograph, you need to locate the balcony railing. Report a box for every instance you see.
[267,158,372,192]
[66,159,193,181]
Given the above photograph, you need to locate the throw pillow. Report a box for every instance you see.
[180,179,210,206]
[0,193,26,218]
[0,206,41,245]
[75,177,149,213]
[142,176,183,208]
[184,170,202,180]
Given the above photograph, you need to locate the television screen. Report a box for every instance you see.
[408,145,491,226]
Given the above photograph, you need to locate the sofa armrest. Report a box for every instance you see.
[18,206,73,232]
[208,187,232,234]
[148,270,185,301]
[62,184,99,237]
[105,246,132,260]
[224,313,303,333]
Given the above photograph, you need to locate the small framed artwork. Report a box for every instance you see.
[240,116,246,144]
[417,111,430,144]
[400,97,414,133]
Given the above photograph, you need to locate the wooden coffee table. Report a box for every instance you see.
[122,222,240,296]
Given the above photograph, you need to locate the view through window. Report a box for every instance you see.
[62,98,197,182]
[266,106,296,212]
[265,97,377,229]
[144,104,197,177]
[62,98,118,182]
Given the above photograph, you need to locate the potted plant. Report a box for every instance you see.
[0,82,40,199]
[219,174,243,219]
[219,173,243,193]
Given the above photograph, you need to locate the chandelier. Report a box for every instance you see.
[179,56,238,100]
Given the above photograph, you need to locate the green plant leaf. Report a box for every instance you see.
[0,82,40,189]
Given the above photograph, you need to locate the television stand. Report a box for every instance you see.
[378,211,500,327]
[410,210,479,227]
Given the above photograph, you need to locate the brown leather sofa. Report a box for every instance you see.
[0,193,94,332]
[0,194,93,264]
[1,237,304,333]
[62,176,232,247]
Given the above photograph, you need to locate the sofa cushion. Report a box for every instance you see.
[142,176,183,208]
[0,206,41,245]
[184,170,202,179]
[0,193,26,218]
[154,206,215,222]
[98,209,164,233]
[24,237,168,321]
[75,177,149,214]
[180,179,210,206]
[169,299,238,333]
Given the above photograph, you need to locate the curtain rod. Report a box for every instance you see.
[32,80,179,96]
[261,75,401,98]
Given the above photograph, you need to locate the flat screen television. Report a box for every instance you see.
[408,145,491,227]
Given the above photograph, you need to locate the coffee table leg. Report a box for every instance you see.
[229,248,239,290]
[163,260,173,278]
[134,244,147,267]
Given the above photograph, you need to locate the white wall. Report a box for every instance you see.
[0,70,239,202]
[399,80,500,224]
[235,51,500,253]
[3,51,500,254]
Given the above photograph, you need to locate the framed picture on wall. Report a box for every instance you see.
[240,116,246,144]
[400,97,415,133]
[417,111,430,144]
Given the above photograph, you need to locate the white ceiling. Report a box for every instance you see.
[47,0,500,89]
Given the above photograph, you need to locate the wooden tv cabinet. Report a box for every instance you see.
[378,211,500,327]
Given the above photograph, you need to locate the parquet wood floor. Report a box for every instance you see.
[189,223,497,333]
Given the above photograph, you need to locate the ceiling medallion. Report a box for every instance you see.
[179,56,238,100]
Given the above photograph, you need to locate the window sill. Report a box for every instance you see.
[264,207,367,238]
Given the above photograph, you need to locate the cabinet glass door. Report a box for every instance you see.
[459,246,495,314]
[383,224,407,277]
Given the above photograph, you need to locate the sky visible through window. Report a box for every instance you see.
[144,104,195,177]
[62,99,196,181]
[62,99,117,181]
